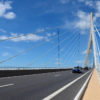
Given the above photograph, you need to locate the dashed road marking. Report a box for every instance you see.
[0,84,14,88]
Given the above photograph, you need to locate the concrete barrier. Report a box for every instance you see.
[0,68,72,77]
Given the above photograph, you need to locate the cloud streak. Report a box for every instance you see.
[59,0,69,4]
[0,29,6,33]
[2,52,10,57]
[73,0,100,34]
[75,11,90,34]
[82,49,87,54]
[0,33,44,42]
[0,1,16,19]
[0,32,53,42]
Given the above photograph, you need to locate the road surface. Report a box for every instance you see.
[0,69,92,100]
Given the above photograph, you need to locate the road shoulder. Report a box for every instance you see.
[82,69,100,100]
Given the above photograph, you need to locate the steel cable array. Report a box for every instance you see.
[26,30,79,67]
[0,30,68,64]
[42,31,80,68]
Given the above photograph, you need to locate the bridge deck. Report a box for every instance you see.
[83,69,100,100]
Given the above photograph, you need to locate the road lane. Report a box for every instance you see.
[52,71,92,100]
[0,70,92,100]
[43,71,91,100]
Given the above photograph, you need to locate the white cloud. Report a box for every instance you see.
[55,61,61,65]
[0,1,16,19]
[45,37,50,42]
[0,29,6,33]
[0,1,11,16]
[2,52,9,57]
[4,12,16,19]
[76,60,83,64]
[62,1,100,35]
[43,32,57,42]
[75,11,90,34]
[78,0,84,2]
[60,0,69,4]
[74,1,100,34]
[78,0,93,7]
[82,49,92,55]
[0,33,49,42]
[95,1,100,19]
[46,33,51,37]
[85,1,93,7]
[82,49,87,54]
[36,28,45,33]
[0,35,8,40]
[10,33,44,42]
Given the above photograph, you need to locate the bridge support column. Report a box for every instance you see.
[84,12,98,69]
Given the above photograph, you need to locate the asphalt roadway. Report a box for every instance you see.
[0,69,92,100]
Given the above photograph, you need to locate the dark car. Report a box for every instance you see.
[72,66,82,73]
[84,66,89,70]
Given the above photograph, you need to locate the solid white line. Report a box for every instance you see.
[0,84,14,88]
[43,71,91,100]
[74,71,93,100]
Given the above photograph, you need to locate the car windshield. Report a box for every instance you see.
[74,67,78,69]
[74,66,81,69]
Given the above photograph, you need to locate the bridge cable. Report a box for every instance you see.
[94,32,100,65]
[26,30,79,67]
[63,44,78,67]
[0,26,63,42]
[44,32,79,68]
[60,33,79,63]
[62,35,79,67]
[94,24,100,37]
[62,32,84,67]
[0,31,69,64]
[94,25,100,55]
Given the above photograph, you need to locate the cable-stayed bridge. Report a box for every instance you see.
[0,12,100,100]
[0,12,99,70]
[0,28,83,69]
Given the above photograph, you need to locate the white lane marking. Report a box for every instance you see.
[54,74,61,77]
[74,71,93,100]
[43,71,91,100]
[0,84,14,88]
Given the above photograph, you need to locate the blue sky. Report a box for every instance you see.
[0,0,100,69]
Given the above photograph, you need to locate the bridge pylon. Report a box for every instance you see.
[84,12,98,69]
